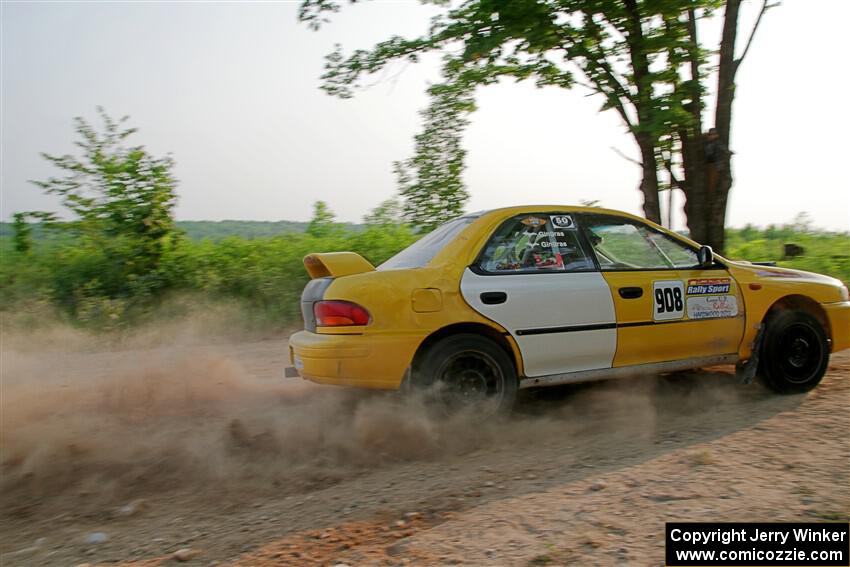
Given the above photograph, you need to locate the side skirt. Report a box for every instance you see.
[518,354,740,390]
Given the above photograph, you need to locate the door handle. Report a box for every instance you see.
[480,291,507,305]
[618,287,643,299]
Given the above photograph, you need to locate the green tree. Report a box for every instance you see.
[394,83,472,231]
[306,200,339,237]
[363,198,403,226]
[11,213,32,254]
[30,108,179,317]
[9,211,59,254]
[300,0,771,252]
[357,198,418,265]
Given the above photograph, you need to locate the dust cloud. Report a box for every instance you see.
[0,319,748,518]
[2,344,426,509]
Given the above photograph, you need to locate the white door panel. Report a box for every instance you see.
[460,269,616,377]
[512,329,616,377]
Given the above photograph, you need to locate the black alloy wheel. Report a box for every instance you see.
[413,334,518,416]
[760,310,830,394]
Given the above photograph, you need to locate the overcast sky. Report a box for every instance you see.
[2,1,848,231]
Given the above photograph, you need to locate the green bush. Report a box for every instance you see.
[725,226,850,284]
[0,223,418,330]
[2,223,846,332]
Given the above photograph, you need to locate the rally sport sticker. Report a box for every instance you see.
[686,278,731,295]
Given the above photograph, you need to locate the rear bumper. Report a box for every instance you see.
[288,330,423,390]
[824,301,850,353]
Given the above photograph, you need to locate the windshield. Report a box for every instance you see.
[379,216,477,270]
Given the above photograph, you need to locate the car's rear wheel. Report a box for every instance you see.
[759,310,829,394]
[412,334,517,416]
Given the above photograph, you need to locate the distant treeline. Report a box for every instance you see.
[0,220,368,241]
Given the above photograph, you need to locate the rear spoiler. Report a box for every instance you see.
[303,252,375,279]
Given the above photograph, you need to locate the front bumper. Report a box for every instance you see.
[288,330,423,390]
[824,301,850,353]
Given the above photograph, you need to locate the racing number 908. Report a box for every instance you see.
[655,287,683,314]
[652,280,685,321]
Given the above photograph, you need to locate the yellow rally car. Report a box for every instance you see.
[287,206,850,412]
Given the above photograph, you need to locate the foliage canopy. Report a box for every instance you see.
[24,108,180,320]
[300,0,771,252]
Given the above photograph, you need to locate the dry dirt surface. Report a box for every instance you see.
[1,328,848,567]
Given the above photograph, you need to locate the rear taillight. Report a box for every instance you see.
[314,300,371,327]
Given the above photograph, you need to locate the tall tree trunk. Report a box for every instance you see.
[707,169,732,254]
[679,7,710,245]
[680,131,710,244]
[637,135,662,223]
[624,0,661,225]
[709,0,741,254]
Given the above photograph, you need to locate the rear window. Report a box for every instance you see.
[379,216,476,270]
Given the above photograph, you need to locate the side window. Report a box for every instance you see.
[581,215,698,271]
[646,231,699,268]
[477,213,594,273]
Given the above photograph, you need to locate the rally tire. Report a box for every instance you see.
[759,310,829,394]
[412,333,518,416]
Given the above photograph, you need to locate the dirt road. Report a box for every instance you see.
[2,331,848,566]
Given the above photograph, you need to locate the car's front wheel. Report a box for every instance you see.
[760,310,830,394]
[412,334,518,416]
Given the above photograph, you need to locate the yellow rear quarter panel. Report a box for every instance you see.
[294,262,513,390]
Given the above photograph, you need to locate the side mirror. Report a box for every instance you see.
[697,245,714,268]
